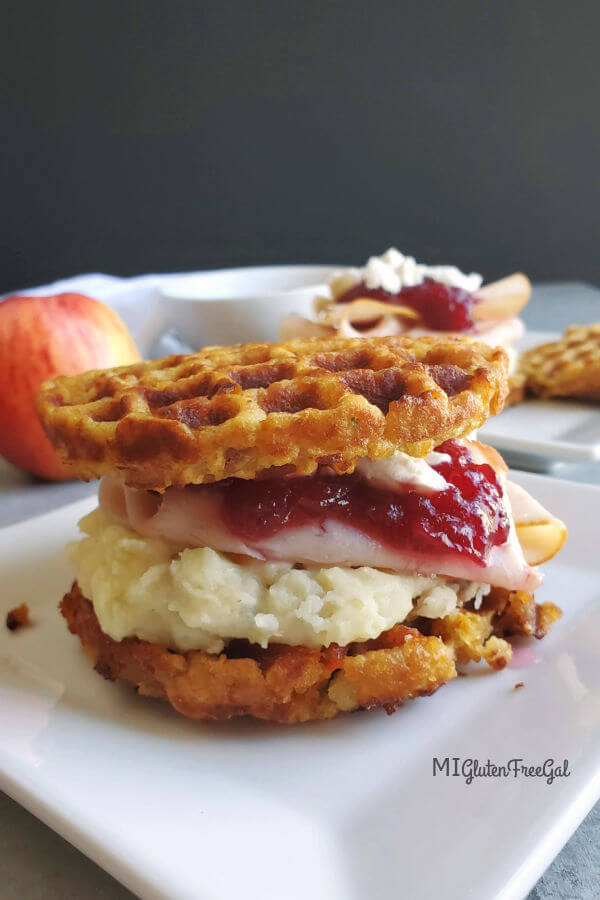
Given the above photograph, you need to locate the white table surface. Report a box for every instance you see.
[1,280,600,900]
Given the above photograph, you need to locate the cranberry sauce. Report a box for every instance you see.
[217,440,509,566]
[336,278,477,331]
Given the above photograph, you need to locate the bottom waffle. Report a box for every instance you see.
[61,583,561,724]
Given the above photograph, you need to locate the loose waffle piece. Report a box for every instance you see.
[519,324,600,401]
[37,335,508,491]
[427,587,561,670]
[60,582,560,724]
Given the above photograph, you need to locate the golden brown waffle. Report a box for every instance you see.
[37,335,508,491]
[519,324,600,400]
[61,582,560,724]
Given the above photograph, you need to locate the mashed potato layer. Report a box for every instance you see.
[68,509,491,653]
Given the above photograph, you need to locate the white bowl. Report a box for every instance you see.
[159,264,339,347]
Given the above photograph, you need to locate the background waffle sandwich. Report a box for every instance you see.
[516,324,600,401]
[280,248,531,371]
[37,335,566,724]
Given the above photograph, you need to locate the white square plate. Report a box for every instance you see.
[1,473,600,900]
[480,331,600,468]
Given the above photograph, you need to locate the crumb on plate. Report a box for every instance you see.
[6,603,31,632]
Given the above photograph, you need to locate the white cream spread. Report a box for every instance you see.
[68,508,491,653]
[353,449,449,493]
[335,248,483,295]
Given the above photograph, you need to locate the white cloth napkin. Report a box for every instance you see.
[1,271,194,358]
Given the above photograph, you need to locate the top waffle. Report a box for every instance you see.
[519,324,600,401]
[36,335,508,491]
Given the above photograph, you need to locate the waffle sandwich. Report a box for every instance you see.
[281,249,531,368]
[37,335,566,724]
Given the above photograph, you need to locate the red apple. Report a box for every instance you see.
[0,292,140,480]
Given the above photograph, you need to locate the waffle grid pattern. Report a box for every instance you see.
[37,335,508,490]
[519,324,600,400]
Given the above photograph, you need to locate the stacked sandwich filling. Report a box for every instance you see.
[36,334,564,722]
[69,438,547,655]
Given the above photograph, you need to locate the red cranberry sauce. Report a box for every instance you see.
[217,440,509,566]
[336,278,478,331]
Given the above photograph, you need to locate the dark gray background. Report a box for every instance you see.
[2,0,599,294]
